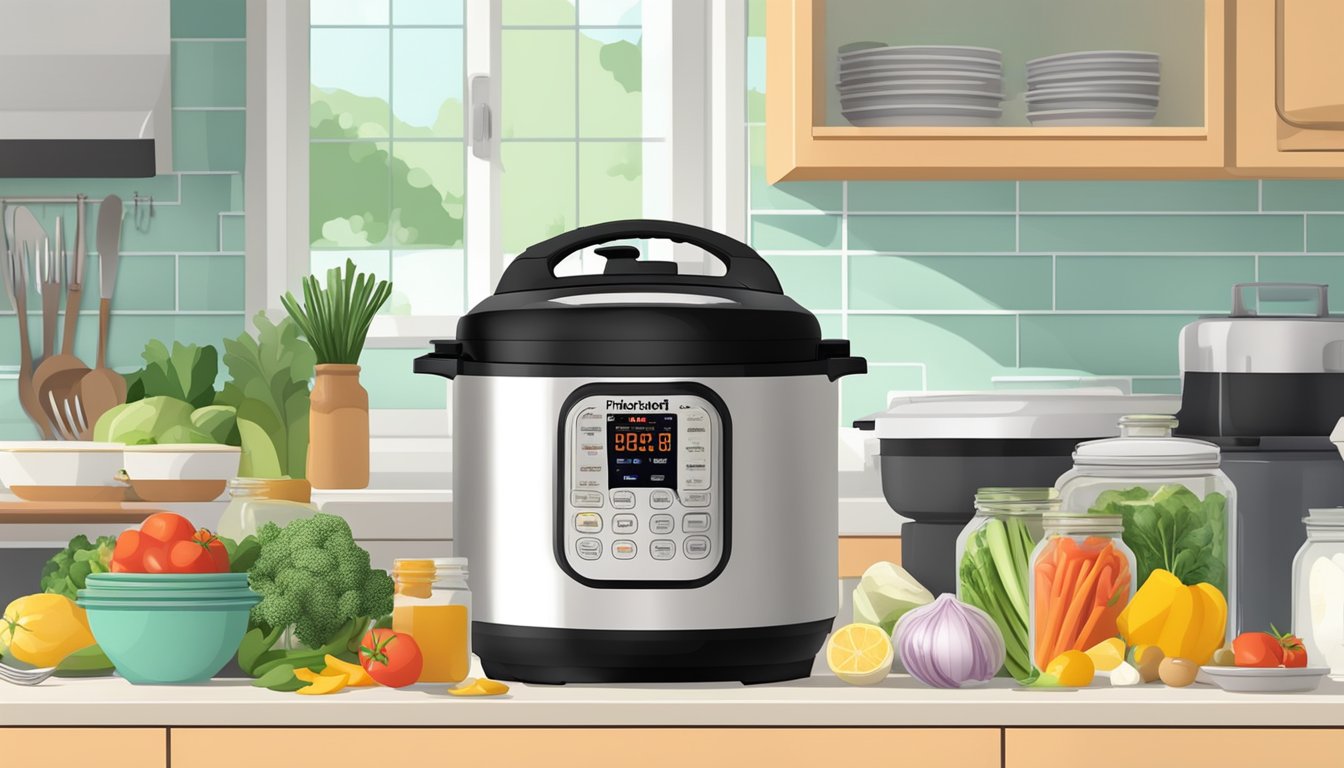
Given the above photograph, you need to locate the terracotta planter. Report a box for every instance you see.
[307,364,370,489]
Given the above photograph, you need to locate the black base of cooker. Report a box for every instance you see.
[1178,372,1344,438]
[473,618,832,685]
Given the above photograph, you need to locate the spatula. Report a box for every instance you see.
[34,215,92,439]
[75,195,127,436]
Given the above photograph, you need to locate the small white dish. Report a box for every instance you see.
[839,44,1002,61]
[1198,666,1329,693]
[121,443,241,481]
[0,442,128,496]
[1028,50,1158,66]
[1028,70,1161,85]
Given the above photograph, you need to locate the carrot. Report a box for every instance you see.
[1039,555,1081,665]
[1053,557,1103,659]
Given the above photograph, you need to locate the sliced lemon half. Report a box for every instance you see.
[826,623,893,686]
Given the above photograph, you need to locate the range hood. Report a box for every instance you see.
[0,0,172,178]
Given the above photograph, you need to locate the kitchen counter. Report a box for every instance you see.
[4,674,1342,727]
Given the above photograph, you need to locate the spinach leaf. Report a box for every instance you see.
[1089,484,1227,593]
[124,340,220,409]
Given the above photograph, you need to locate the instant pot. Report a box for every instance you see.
[1176,283,1344,633]
[415,220,865,684]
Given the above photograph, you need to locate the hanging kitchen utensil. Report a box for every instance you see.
[7,208,54,439]
[76,195,127,435]
[33,217,91,440]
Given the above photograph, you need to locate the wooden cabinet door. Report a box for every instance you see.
[1232,0,1344,172]
[172,727,1000,768]
[0,728,166,768]
[1007,728,1344,768]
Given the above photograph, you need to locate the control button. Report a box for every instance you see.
[570,490,603,508]
[579,442,604,453]
[578,408,604,423]
[684,535,711,559]
[683,474,710,490]
[612,513,638,534]
[574,512,603,533]
[612,540,637,560]
[683,407,708,425]
[650,540,676,560]
[649,489,674,509]
[611,489,636,509]
[680,491,711,508]
[576,537,603,560]
[682,513,711,533]
[649,514,675,534]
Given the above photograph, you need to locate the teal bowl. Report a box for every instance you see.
[85,573,251,589]
[77,590,259,684]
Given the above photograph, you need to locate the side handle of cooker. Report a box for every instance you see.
[413,339,462,380]
[494,218,784,294]
[820,339,866,382]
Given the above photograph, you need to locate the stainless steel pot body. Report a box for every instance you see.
[453,373,839,632]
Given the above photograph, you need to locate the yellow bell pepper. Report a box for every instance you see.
[0,594,96,668]
[1117,569,1227,665]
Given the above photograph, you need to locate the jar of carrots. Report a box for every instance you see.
[1028,512,1136,671]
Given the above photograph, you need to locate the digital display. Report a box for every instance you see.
[607,413,677,487]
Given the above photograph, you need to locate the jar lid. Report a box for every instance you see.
[975,487,1059,514]
[1304,508,1344,527]
[1073,415,1221,468]
[1043,511,1124,534]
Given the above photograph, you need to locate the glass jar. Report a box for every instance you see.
[216,478,317,541]
[1054,414,1237,636]
[956,488,1056,680]
[1028,512,1136,670]
[393,557,471,684]
[1292,508,1344,680]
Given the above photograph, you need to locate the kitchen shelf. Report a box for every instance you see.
[0,502,168,525]
[768,0,1229,180]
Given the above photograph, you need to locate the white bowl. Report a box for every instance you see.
[0,442,126,489]
[121,444,241,481]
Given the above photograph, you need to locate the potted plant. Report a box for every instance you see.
[280,259,391,489]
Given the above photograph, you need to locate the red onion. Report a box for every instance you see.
[893,593,1006,688]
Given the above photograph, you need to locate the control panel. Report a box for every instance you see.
[560,390,726,583]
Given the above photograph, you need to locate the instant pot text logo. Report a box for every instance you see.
[606,398,670,411]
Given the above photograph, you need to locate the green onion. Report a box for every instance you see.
[959,517,1037,681]
[281,259,392,365]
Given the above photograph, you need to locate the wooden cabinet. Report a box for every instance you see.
[0,728,166,768]
[169,727,1000,768]
[1233,0,1344,174]
[1006,729,1344,768]
[767,0,1228,180]
[769,0,1344,180]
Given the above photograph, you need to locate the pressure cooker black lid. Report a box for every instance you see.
[415,220,865,378]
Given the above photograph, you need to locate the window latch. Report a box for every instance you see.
[470,75,493,161]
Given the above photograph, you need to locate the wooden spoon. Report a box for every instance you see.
[76,195,127,436]
[33,215,92,439]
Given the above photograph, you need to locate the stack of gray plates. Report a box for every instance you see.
[1025,50,1160,126]
[837,44,1004,127]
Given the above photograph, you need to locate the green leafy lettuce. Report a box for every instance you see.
[217,313,316,479]
[1089,484,1228,593]
[40,534,116,599]
[124,340,220,409]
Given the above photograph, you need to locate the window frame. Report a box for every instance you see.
[247,0,746,349]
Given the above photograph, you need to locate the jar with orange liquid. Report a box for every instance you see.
[392,558,471,684]
[1027,512,1135,671]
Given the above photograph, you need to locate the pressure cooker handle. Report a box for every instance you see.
[493,219,784,294]
[1231,282,1329,317]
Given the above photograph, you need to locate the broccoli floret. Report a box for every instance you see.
[246,513,393,650]
[40,535,117,599]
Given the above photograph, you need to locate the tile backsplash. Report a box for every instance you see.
[0,0,246,439]
[743,1,1344,427]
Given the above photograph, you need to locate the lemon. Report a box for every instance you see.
[1084,637,1126,672]
[826,623,893,686]
[1045,650,1095,687]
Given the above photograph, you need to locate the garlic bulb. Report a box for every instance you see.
[893,593,1006,689]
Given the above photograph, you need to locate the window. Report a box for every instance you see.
[288,0,735,345]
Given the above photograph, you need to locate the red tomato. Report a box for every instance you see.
[111,530,147,572]
[1273,626,1308,668]
[140,543,173,574]
[166,529,230,574]
[1233,632,1285,668]
[359,629,423,688]
[139,512,196,544]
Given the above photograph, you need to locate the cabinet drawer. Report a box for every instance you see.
[173,727,999,768]
[0,728,165,768]
[1278,0,1344,128]
[1007,728,1344,768]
